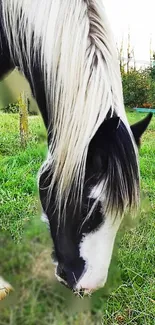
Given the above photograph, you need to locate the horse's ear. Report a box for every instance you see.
[131,113,153,146]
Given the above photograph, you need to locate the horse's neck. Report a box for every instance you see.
[0,2,49,129]
[20,52,49,129]
[0,3,13,79]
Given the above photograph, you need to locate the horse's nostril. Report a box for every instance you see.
[56,265,82,291]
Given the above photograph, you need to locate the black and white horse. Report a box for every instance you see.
[0,0,152,296]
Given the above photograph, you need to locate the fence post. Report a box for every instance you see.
[19,92,28,148]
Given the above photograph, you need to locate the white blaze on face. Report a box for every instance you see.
[76,214,122,291]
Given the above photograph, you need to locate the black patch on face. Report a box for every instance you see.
[39,169,104,289]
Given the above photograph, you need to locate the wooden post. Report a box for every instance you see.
[19,92,28,148]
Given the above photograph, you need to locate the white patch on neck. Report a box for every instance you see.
[76,215,122,291]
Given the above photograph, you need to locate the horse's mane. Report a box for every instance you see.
[2,0,140,221]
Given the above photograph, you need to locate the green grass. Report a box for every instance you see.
[0,112,155,324]
[0,114,47,241]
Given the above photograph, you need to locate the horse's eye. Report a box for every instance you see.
[51,250,58,265]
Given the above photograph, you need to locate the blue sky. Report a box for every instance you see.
[104,0,155,62]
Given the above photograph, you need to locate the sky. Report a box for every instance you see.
[104,0,155,64]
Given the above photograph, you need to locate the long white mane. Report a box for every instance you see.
[2,0,139,219]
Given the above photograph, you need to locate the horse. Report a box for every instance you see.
[0,0,152,296]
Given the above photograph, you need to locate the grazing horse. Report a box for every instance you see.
[0,0,152,296]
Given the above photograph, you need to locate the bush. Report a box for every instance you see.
[121,67,155,108]
[1,97,38,115]
[122,69,151,108]
[2,102,19,114]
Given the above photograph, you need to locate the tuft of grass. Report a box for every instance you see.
[0,112,155,324]
[0,113,47,241]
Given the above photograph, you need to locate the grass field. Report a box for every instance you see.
[0,112,155,324]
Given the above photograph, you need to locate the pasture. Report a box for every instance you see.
[0,112,155,324]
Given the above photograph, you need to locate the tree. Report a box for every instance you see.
[150,54,155,81]
[121,68,151,108]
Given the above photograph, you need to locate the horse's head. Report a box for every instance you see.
[39,113,152,294]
